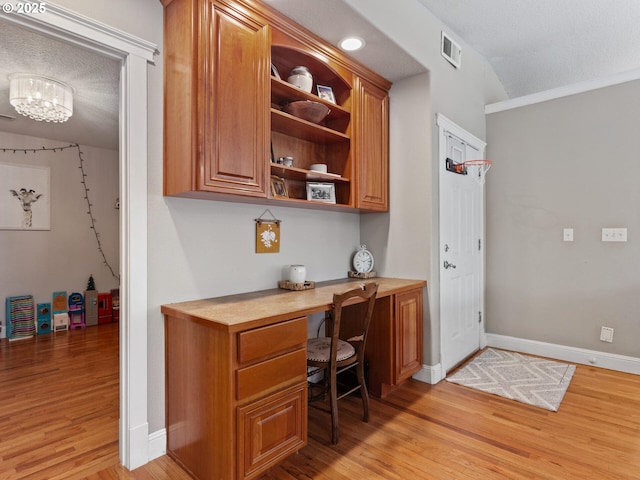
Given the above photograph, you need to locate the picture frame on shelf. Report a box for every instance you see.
[270,63,281,79]
[270,175,288,198]
[316,84,335,104]
[306,182,336,203]
[270,141,275,163]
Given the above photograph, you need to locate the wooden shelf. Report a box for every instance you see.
[271,109,350,143]
[270,164,350,184]
[271,77,350,116]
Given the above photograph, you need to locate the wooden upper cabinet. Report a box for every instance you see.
[162,0,390,211]
[354,77,389,211]
[163,0,270,199]
[204,3,270,196]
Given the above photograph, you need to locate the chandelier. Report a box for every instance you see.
[9,73,74,123]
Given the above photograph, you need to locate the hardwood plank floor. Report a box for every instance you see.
[2,324,639,479]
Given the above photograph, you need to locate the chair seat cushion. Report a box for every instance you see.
[307,337,355,362]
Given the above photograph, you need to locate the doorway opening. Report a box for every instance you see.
[0,6,156,469]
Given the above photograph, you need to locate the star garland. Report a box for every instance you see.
[0,143,120,282]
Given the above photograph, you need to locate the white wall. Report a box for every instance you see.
[0,132,119,335]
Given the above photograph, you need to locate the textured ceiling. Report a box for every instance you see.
[0,18,120,150]
[3,1,637,150]
[416,0,640,98]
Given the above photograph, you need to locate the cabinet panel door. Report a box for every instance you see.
[237,383,307,479]
[394,289,423,383]
[202,2,270,196]
[354,77,389,211]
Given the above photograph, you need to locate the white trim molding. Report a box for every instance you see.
[485,67,640,114]
[148,429,167,461]
[413,363,445,384]
[487,334,640,375]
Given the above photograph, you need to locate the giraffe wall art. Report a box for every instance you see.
[0,163,50,230]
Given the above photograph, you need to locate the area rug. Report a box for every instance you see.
[446,348,576,411]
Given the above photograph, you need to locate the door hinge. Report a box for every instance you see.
[478,239,482,251]
[478,311,482,323]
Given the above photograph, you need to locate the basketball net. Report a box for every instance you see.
[462,160,492,185]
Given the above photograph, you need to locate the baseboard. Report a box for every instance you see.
[487,334,640,375]
[412,363,444,384]
[148,428,167,461]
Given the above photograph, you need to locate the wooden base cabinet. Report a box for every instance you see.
[338,287,423,398]
[363,288,423,397]
[164,315,307,480]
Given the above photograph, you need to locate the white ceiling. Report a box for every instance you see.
[416,0,640,98]
[0,17,120,150]
[2,1,639,149]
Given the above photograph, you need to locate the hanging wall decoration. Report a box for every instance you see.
[0,143,119,281]
[0,162,51,230]
[255,209,281,253]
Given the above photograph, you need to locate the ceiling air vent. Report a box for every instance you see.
[441,31,462,69]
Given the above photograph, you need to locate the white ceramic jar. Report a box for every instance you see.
[289,264,307,284]
[287,66,313,93]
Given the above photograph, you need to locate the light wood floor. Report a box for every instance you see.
[2,324,639,479]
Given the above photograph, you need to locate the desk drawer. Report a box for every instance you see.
[237,317,306,365]
[237,349,306,400]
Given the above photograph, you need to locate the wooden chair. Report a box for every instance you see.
[306,282,378,444]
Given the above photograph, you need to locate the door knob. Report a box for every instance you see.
[443,260,457,269]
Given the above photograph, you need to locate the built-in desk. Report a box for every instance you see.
[162,277,426,480]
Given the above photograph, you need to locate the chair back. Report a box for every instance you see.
[329,282,378,367]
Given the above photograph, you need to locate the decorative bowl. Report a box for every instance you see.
[283,101,330,124]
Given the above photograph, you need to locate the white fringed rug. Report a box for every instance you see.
[446,348,576,411]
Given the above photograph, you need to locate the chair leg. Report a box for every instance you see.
[330,372,339,444]
[356,361,369,422]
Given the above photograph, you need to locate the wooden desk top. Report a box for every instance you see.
[161,277,426,332]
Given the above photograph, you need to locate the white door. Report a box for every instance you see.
[437,115,486,373]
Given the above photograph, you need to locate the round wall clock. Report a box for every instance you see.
[352,244,375,273]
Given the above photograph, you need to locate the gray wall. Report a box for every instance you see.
[486,80,640,357]
[0,132,119,337]
[350,0,508,365]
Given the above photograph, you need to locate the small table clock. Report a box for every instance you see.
[349,244,377,278]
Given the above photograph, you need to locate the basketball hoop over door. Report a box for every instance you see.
[462,159,492,185]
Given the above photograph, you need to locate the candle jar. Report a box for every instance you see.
[288,265,307,284]
[287,66,313,93]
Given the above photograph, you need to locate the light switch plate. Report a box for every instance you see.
[602,228,627,242]
[563,228,574,242]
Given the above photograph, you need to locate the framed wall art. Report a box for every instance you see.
[0,163,51,230]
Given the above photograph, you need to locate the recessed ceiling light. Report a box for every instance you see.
[338,36,365,52]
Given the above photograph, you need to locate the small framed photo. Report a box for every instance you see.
[316,85,335,104]
[270,175,288,198]
[270,63,281,79]
[306,182,336,203]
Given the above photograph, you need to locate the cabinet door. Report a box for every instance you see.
[354,77,389,211]
[237,383,306,480]
[394,289,423,383]
[201,1,270,197]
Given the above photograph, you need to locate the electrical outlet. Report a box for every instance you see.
[600,326,614,343]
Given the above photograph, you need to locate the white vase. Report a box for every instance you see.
[289,265,307,284]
